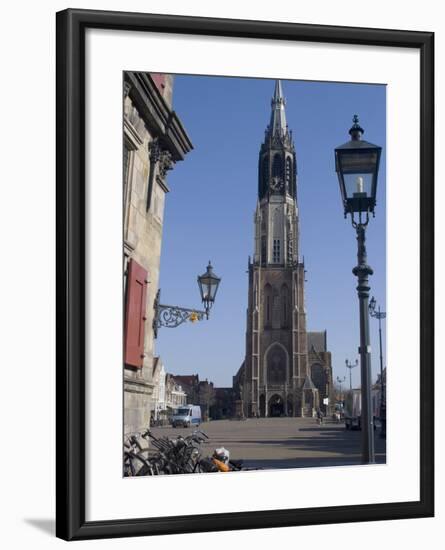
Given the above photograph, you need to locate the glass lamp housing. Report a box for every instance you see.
[197,262,221,308]
[335,121,381,216]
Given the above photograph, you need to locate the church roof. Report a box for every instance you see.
[307,331,327,352]
[268,80,287,137]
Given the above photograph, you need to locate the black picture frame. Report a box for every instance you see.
[56,8,434,541]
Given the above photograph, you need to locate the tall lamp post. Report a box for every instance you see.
[336,376,346,405]
[335,115,382,464]
[369,296,386,438]
[153,261,221,337]
[345,358,359,391]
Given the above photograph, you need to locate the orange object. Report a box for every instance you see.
[212,458,230,472]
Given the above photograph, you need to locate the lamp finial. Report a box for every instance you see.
[349,114,364,140]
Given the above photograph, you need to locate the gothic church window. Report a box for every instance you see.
[273,239,281,263]
[261,235,267,264]
[263,284,272,328]
[261,156,269,197]
[272,153,283,178]
[267,345,286,384]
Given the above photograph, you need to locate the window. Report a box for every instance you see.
[272,153,283,178]
[261,235,267,264]
[273,239,281,263]
[267,345,287,384]
[123,145,130,187]
[260,156,269,198]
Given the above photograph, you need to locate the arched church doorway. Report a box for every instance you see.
[269,394,284,417]
[259,394,266,417]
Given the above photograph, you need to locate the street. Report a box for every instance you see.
[150,416,386,470]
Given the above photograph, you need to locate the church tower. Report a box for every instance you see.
[241,81,319,417]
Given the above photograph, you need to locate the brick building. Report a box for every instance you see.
[171,375,200,403]
[172,374,216,421]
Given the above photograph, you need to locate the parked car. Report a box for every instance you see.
[171,405,202,428]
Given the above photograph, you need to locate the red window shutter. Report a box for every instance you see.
[124,259,148,368]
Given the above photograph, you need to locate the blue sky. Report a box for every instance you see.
[155,75,386,389]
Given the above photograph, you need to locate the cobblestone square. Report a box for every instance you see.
[150,416,386,470]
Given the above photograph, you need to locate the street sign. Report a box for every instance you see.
[323,398,329,405]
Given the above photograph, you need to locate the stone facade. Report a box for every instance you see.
[151,357,166,421]
[123,72,192,435]
[165,374,187,411]
[239,81,332,418]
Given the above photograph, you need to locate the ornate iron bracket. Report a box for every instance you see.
[153,289,207,338]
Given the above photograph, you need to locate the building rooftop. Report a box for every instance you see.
[307,331,327,352]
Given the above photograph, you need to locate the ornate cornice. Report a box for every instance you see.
[124,72,193,161]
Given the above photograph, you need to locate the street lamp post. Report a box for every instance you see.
[369,296,386,438]
[336,376,346,405]
[153,261,221,338]
[345,358,359,391]
[335,115,382,464]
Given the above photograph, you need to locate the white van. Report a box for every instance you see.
[171,405,202,428]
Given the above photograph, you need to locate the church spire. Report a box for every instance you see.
[268,80,287,137]
[258,80,296,201]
